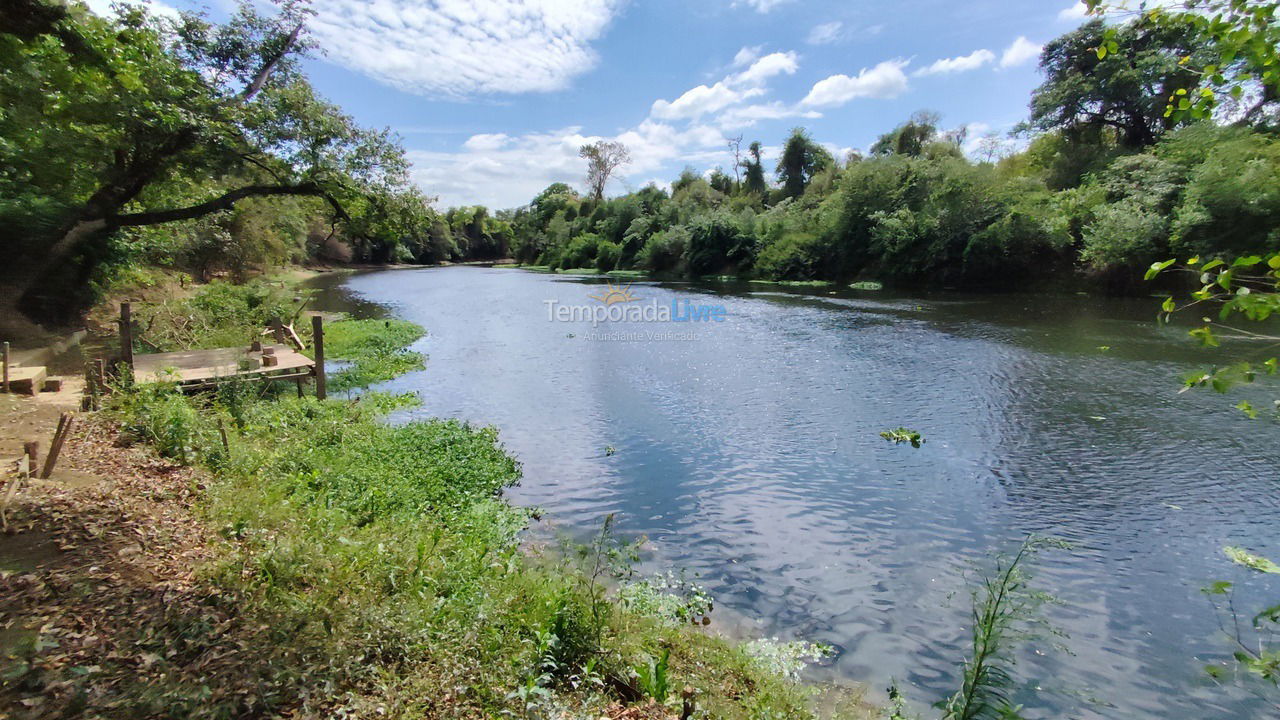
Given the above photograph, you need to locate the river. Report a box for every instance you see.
[305,265,1280,719]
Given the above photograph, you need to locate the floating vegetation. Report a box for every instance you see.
[880,427,924,448]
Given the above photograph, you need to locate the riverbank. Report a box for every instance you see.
[0,277,876,719]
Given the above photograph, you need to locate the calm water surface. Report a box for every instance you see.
[307,266,1280,719]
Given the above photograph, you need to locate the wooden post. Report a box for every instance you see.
[94,359,105,410]
[2,341,9,393]
[270,316,287,344]
[119,302,134,371]
[41,413,74,479]
[311,314,326,400]
[23,441,39,471]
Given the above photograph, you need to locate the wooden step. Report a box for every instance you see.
[6,365,48,395]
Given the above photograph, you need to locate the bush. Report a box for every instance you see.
[636,226,690,273]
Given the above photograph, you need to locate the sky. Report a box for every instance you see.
[89,0,1096,209]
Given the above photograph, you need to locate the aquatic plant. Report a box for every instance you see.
[880,427,925,448]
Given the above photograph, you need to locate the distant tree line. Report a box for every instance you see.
[503,17,1279,293]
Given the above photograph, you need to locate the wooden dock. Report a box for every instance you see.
[132,343,316,389]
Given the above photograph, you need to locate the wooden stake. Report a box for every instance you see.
[119,302,134,371]
[41,413,74,479]
[23,440,40,471]
[312,314,326,400]
[217,417,230,457]
[93,359,105,410]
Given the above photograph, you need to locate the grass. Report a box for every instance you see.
[88,279,858,719]
[323,317,426,391]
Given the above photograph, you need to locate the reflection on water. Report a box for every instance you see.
[306,266,1280,719]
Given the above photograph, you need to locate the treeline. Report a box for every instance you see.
[504,19,1280,292]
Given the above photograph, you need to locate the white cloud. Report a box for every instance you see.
[306,0,623,97]
[1057,2,1089,21]
[800,60,910,107]
[651,82,759,120]
[729,51,799,86]
[913,48,995,76]
[1000,36,1042,68]
[806,21,843,45]
[463,133,511,151]
[732,45,764,68]
[717,102,821,129]
[650,51,797,120]
[733,0,794,12]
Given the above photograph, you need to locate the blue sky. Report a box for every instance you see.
[91,0,1094,208]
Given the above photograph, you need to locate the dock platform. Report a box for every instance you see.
[132,344,316,389]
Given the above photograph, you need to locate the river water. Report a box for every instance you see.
[306,266,1280,719]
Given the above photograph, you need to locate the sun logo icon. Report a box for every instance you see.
[588,281,639,305]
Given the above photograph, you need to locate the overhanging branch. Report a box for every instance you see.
[109,182,349,227]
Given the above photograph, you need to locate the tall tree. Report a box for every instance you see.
[727,134,743,188]
[741,141,767,196]
[1027,18,1210,148]
[1087,0,1280,125]
[1,0,408,318]
[775,127,833,199]
[579,140,630,202]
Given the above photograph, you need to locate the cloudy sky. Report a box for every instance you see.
[93,0,1094,208]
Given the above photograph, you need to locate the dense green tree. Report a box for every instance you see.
[1,0,411,319]
[1088,0,1280,125]
[871,111,942,157]
[742,141,767,196]
[775,127,833,198]
[1027,19,1210,148]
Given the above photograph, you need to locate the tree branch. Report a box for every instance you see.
[237,22,303,104]
[109,182,348,227]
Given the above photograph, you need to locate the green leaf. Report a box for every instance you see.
[1201,259,1225,271]
[1145,258,1176,281]
[1225,546,1280,574]
[1203,580,1234,595]
[1162,297,1176,313]
[1231,255,1262,268]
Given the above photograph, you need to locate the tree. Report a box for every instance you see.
[708,167,733,195]
[1027,19,1210,148]
[775,127,833,198]
[579,140,630,202]
[1087,0,1280,125]
[871,111,942,157]
[1,0,409,319]
[727,134,743,188]
[741,141,767,196]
